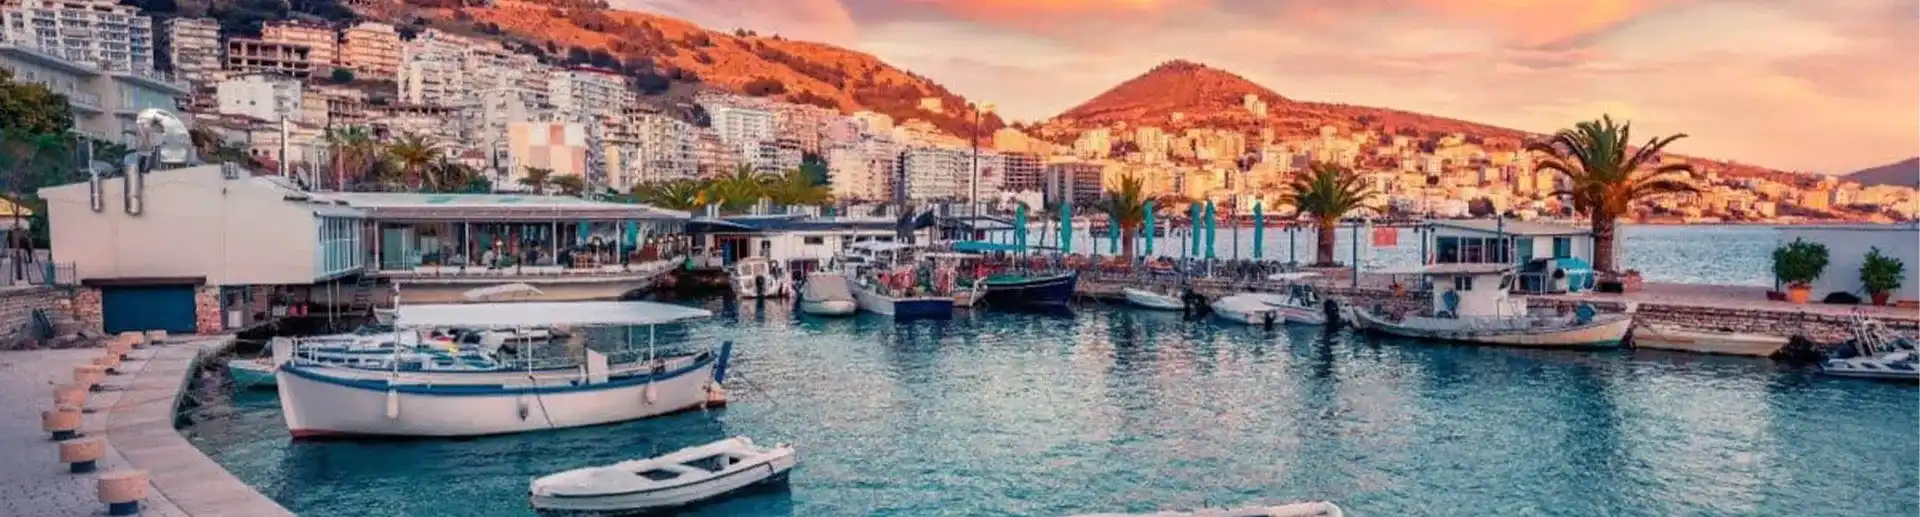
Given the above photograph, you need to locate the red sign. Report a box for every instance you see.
[1371,227,1398,247]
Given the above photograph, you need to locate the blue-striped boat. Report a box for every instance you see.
[981,271,1078,308]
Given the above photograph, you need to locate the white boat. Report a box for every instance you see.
[798,272,857,316]
[924,252,987,309]
[529,436,796,514]
[1260,273,1330,325]
[1632,324,1789,356]
[1348,264,1631,348]
[1123,287,1183,311]
[1820,315,1919,381]
[274,301,733,438]
[1212,294,1280,326]
[1070,501,1344,517]
[731,257,793,299]
[840,242,953,319]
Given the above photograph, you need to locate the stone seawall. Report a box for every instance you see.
[0,286,76,349]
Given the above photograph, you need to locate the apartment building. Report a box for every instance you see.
[260,21,335,70]
[396,31,469,105]
[548,67,631,120]
[2,0,156,74]
[1,40,190,143]
[633,113,698,183]
[1045,161,1105,207]
[227,39,314,79]
[339,22,400,80]
[216,73,303,123]
[707,104,777,170]
[899,146,970,202]
[826,137,899,203]
[505,121,587,186]
[1002,151,1044,193]
[774,103,831,154]
[163,17,220,99]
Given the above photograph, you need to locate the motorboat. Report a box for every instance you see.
[1819,314,1919,381]
[1348,264,1632,348]
[529,436,796,514]
[798,272,857,316]
[1212,294,1281,326]
[1069,501,1344,517]
[1123,287,1183,311]
[1259,273,1331,325]
[925,252,987,309]
[981,270,1078,308]
[1632,324,1789,356]
[227,336,503,388]
[840,242,954,319]
[731,257,793,299]
[274,301,734,438]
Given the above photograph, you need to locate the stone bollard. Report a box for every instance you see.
[59,437,104,473]
[94,354,123,373]
[53,383,89,406]
[97,470,149,516]
[117,332,145,349]
[73,364,108,389]
[108,338,134,357]
[42,405,82,440]
[143,330,168,345]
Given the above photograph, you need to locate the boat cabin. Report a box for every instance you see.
[1424,219,1596,294]
[1400,263,1529,318]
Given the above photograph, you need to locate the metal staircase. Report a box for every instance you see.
[346,270,381,317]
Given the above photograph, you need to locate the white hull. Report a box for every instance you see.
[799,299,857,316]
[1351,310,1631,348]
[732,275,794,299]
[1632,325,1788,356]
[1821,351,1919,380]
[531,437,795,513]
[277,353,721,438]
[1123,288,1183,311]
[1070,501,1344,517]
[1235,293,1327,325]
[1211,297,1278,326]
[848,280,952,317]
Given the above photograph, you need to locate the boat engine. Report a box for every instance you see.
[1261,310,1276,330]
[754,275,766,297]
[1180,288,1211,320]
[1322,299,1342,327]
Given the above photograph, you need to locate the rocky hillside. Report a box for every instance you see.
[353,0,1004,139]
[1844,158,1919,188]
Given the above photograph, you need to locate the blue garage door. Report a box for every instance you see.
[101,285,198,334]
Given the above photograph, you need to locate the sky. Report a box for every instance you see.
[616,0,1919,175]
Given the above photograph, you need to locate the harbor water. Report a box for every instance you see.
[187,299,1918,516]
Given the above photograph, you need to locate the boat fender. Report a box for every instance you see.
[644,383,658,404]
[1575,303,1597,325]
[516,396,529,421]
[1262,311,1276,329]
[755,275,766,297]
[384,389,399,420]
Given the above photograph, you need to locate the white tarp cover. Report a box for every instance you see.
[801,274,855,302]
[461,283,544,302]
[395,301,712,328]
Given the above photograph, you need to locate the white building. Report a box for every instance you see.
[633,113,697,184]
[339,22,401,80]
[707,104,777,170]
[2,0,155,74]
[0,42,190,143]
[217,73,304,123]
[827,137,899,203]
[163,17,220,97]
[548,67,632,121]
[900,146,970,202]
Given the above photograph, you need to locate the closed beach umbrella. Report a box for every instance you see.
[1060,202,1073,254]
[1108,218,1119,254]
[1203,201,1216,260]
[1189,203,1202,256]
[1015,203,1028,253]
[1143,200,1156,257]
[577,220,590,244]
[1252,202,1265,259]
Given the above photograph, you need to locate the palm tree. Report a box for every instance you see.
[763,169,832,207]
[1092,174,1170,261]
[632,179,707,211]
[324,126,378,190]
[699,165,772,212]
[1526,115,1698,273]
[548,173,586,196]
[1282,161,1376,266]
[518,167,554,194]
[384,133,438,190]
[425,158,481,193]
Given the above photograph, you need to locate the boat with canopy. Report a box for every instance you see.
[1348,264,1631,348]
[274,300,734,438]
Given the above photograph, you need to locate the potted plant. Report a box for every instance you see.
[1860,246,1904,306]
[1771,238,1829,304]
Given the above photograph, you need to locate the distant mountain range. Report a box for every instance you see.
[1844,158,1919,187]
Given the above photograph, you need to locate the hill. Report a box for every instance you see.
[1844,158,1919,188]
[1049,60,1534,149]
[352,0,1004,139]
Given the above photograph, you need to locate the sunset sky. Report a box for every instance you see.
[620,0,1918,174]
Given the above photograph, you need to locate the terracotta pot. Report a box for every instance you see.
[1871,292,1891,306]
[1786,284,1812,304]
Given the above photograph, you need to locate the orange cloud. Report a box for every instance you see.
[895,0,1199,22]
[1263,0,1690,47]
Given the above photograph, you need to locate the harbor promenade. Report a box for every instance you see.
[0,336,292,517]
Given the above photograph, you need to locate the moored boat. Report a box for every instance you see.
[1348,264,1631,348]
[982,270,1078,308]
[840,242,954,319]
[798,272,857,316]
[1123,287,1183,311]
[730,257,793,299]
[529,436,796,514]
[1819,314,1919,381]
[1068,501,1344,517]
[1212,294,1280,326]
[274,301,733,438]
[1632,324,1789,356]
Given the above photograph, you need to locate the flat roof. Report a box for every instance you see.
[1429,219,1591,237]
[312,193,690,222]
[394,301,712,328]
[1377,263,1516,276]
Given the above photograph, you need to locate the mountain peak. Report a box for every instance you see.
[1052,60,1289,127]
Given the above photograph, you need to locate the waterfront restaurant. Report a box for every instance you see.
[314,192,692,303]
[1422,219,1597,293]
[684,209,915,271]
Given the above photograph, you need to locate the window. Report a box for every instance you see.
[802,236,825,245]
[1453,276,1475,291]
[1436,237,1460,263]
[1552,237,1572,259]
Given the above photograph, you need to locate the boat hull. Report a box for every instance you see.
[1351,311,1632,348]
[531,444,795,513]
[798,299,857,316]
[1212,300,1278,326]
[1632,325,1788,356]
[849,281,953,319]
[277,353,723,438]
[731,275,793,299]
[1821,354,1919,381]
[1122,288,1183,311]
[228,359,277,387]
[982,272,1078,308]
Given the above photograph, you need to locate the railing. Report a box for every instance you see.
[0,257,76,288]
[377,258,683,279]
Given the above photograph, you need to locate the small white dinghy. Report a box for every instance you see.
[1632,324,1789,356]
[530,437,796,514]
[1212,294,1281,326]
[1123,287,1183,311]
[1070,501,1344,517]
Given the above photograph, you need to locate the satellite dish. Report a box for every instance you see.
[134,109,194,165]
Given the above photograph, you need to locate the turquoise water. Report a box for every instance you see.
[1064,224,1782,286]
[189,300,1918,516]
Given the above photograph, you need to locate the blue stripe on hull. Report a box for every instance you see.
[892,299,955,319]
[983,273,1078,307]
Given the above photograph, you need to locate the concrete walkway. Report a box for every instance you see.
[0,337,293,517]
